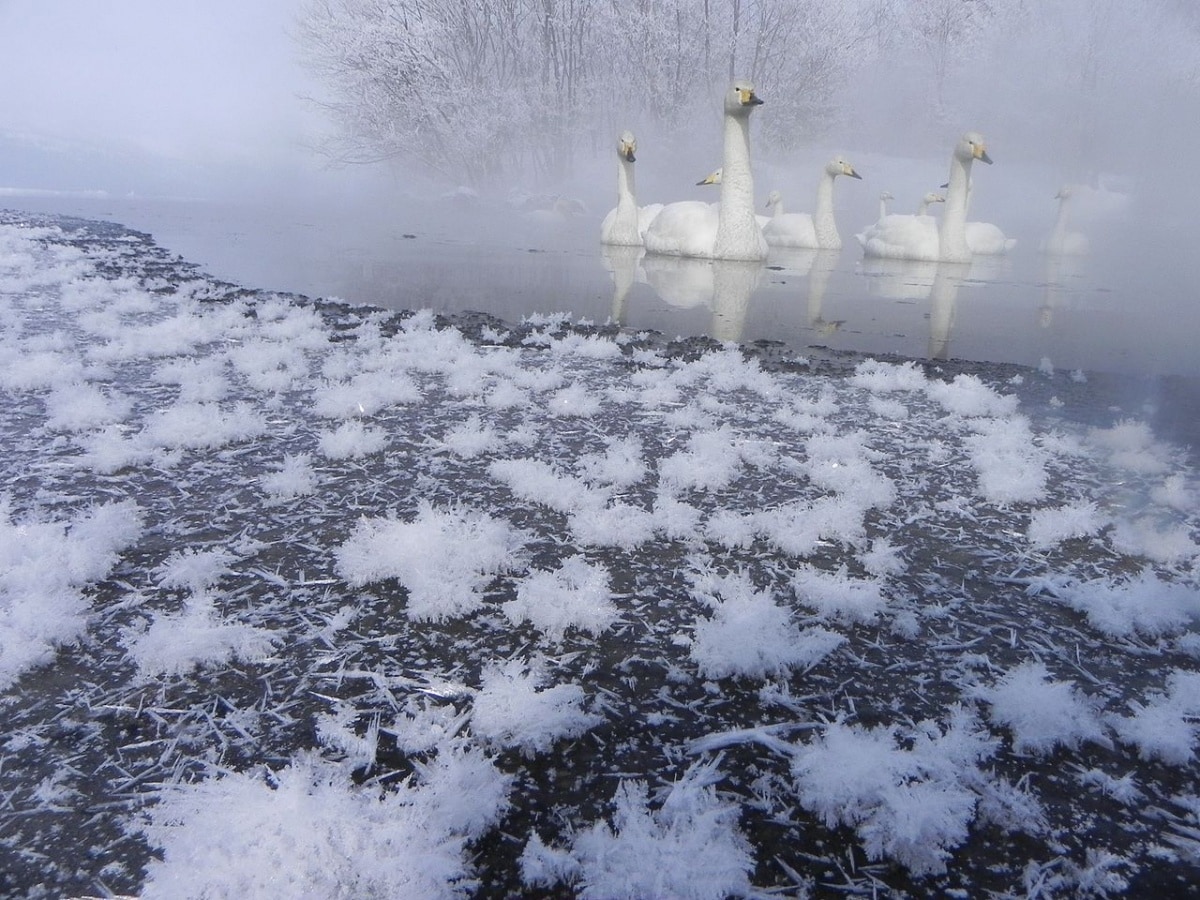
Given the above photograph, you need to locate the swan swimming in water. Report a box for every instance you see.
[761,156,862,250]
[643,80,768,261]
[857,131,992,262]
[600,131,662,245]
[698,169,772,228]
[940,178,1015,255]
[1040,186,1089,256]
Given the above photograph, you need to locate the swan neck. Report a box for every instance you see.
[609,155,640,243]
[1051,194,1071,238]
[939,153,973,262]
[813,170,838,247]
[714,111,765,260]
[617,155,635,203]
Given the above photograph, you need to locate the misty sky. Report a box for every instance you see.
[0,0,314,165]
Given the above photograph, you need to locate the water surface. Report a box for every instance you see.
[5,190,1196,385]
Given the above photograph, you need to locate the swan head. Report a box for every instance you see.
[725,80,764,115]
[958,132,993,165]
[923,192,946,204]
[880,191,894,201]
[1055,186,1074,200]
[765,190,782,209]
[696,167,722,186]
[826,156,862,180]
[617,131,637,163]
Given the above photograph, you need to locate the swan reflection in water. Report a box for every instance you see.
[767,248,842,336]
[1037,186,1090,328]
[640,254,765,342]
[859,257,999,359]
[599,244,646,324]
[1038,246,1088,328]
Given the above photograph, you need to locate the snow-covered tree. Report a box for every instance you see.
[296,0,878,186]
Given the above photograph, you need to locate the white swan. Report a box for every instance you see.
[1040,186,1089,256]
[600,131,662,245]
[916,191,945,215]
[877,191,893,220]
[643,80,768,261]
[858,132,992,262]
[761,156,861,250]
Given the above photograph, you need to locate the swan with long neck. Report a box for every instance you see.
[600,131,662,245]
[1040,186,1089,255]
[858,132,992,262]
[877,191,893,220]
[643,80,767,261]
[916,192,945,215]
[762,156,861,250]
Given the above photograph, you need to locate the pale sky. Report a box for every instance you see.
[0,0,318,165]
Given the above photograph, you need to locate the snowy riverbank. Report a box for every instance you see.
[1,211,1198,897]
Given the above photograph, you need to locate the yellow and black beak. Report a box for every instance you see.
[846,166,862,180]
[740,87,764,107]
[623,146,636,163]
[977,147,994,165]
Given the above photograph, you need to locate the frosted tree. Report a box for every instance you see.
[902,0,994,116]
[296,0,880,187]
[736,0,878,151]
[298,0,553,184]
[979,0,1200,174]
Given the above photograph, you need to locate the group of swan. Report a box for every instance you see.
[856,132,998,263]
[601,80,867,260]
[600,83,1077,267]
[762,156,861,250]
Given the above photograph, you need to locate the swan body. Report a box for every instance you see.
[1040,186,1089,255]
[762,156,861,250]
[644,81,768,261]
[950,177,1015,255]
[965,221,1016,255]
[858,132,992,262]
[600,131,662,245]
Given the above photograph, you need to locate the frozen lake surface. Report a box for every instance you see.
[0,209,1198,897]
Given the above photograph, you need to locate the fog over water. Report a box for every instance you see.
[1,1,1197,388]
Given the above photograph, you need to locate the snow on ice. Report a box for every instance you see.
[0,213,1198,897]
